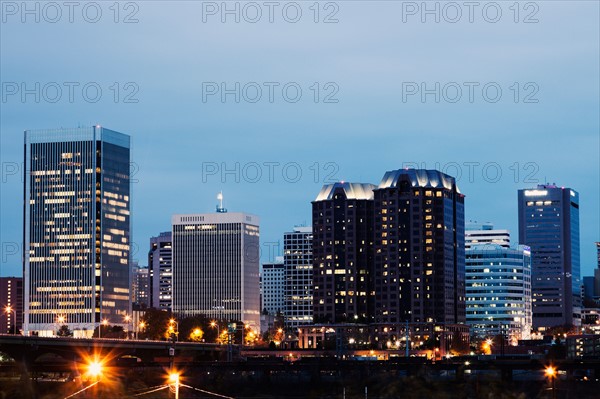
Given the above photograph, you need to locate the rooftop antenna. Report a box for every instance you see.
[216,191,227,213]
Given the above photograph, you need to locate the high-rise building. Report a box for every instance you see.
[0,277,23,334]
[582,242,600,306]
[261,257,284,315]
[284,226,313,328]
[465,244,532,340]
[148,232,173,311]
[132,263,150,307]
[583,277,597,304]
[465,221,510,249]
[23,127,131,337]
[172,212,260,329]
[312,182,376,324]
[373,169,466,325]
[518,184,581,328]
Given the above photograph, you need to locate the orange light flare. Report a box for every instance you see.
[169,372,180,384]
[545,366,557,379]
[77,349,118,386]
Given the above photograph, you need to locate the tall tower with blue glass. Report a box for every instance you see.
[518,185,580,329]
[23,127,131,337]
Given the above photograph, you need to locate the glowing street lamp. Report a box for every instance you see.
[123,315,132,339]
[4,306,16,335]
[191,327,203,341]
[210,320,220,343]
[99,319,108,339]
[168,318,179,342]
[87,360,103,379]
[55,315,66,337]
[169,372,180,399]
[545,366,557,399]
[138,321,146,340]
[482,338,493,355]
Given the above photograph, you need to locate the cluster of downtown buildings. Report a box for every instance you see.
[1,126,598,352]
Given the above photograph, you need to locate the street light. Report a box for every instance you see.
[88,360,102,379]
[168,318,179,342]
[138,321,146,340]
[169,372,180,399]
[56,315,66,337]
[210,320,219,341]
[482,338,493,355]
[99,319,108,339]
[4,306,16,335]
[545,366,557,399]
[124,315,131,340]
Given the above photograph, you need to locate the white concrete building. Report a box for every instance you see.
[172,212,260,329]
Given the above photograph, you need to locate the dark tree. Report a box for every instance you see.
[56,325,73,337]
[139,308,172,340]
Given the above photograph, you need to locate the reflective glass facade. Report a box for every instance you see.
[466,244,532,340]
[23,127,131,336]
[149,232,173,310]
[284,227,313,328]
[518,185,581,328]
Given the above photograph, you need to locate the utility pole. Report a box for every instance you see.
[405,320,410,358]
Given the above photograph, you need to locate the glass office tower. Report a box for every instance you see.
[518,185,581,328]
[466,244,532,340]
[283,226,314,328]
[149,232,173,311]
[23,127,131,337]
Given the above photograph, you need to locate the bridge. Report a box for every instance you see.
[2,334,600,382]
[0,334,229,365]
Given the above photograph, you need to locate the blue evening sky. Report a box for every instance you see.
[1,1,598,277]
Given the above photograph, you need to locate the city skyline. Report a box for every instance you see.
[1,2,598,281]
[1,2,598,398]
[1,138,599,280]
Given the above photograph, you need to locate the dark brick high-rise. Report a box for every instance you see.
[312,182,376,324]
[373,169,465,325]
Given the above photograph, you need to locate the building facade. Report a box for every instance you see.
[261,258,285,315]
[172,212,260,329]
[372,169,466,326]
[312,182,376,324]
[23,127,131,337]
[466,244,532,340]
[132,263,150,307]
[148,232,173,311]
[465,221,510,249]
[284,226,314,328]
[0,277,24,334]
[518,185,581,328]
